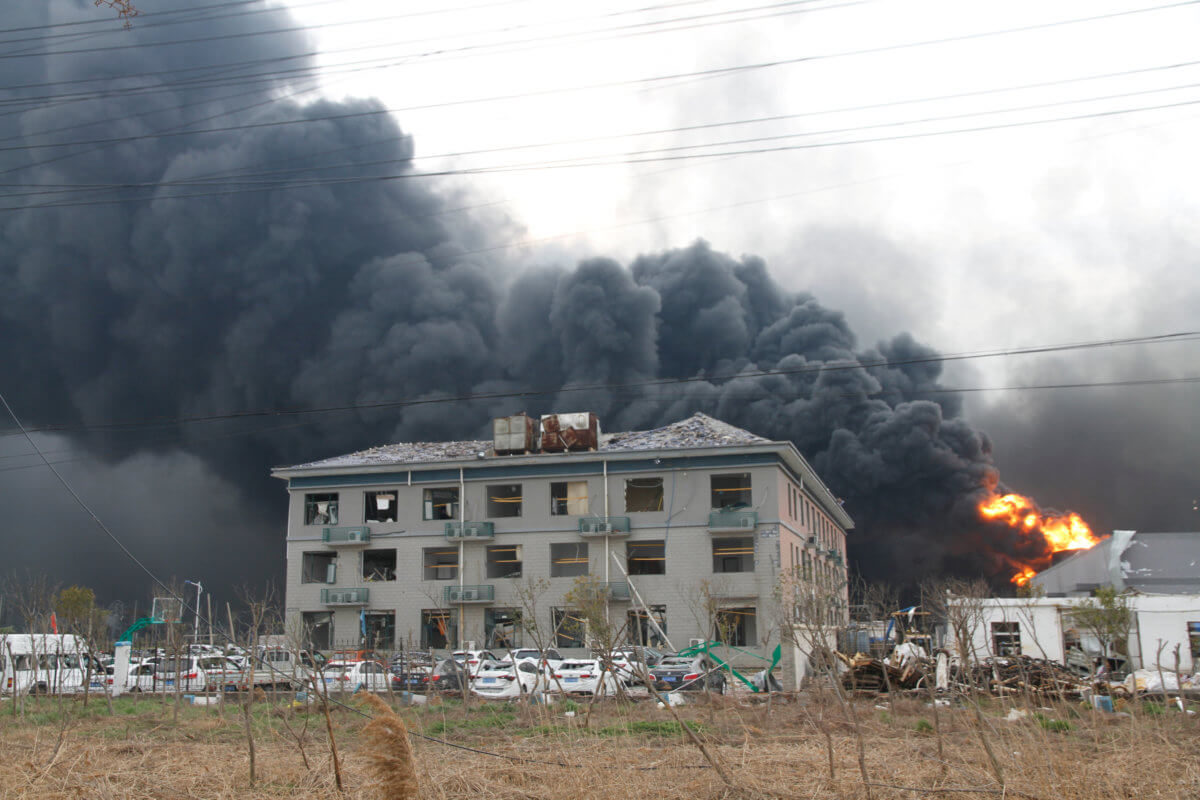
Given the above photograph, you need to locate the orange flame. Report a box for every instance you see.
[978,492,1102,585]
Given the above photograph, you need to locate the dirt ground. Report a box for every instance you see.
[1,690,1197,799]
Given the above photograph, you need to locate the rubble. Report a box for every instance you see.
[837,651,1092,698]
[289,412,771,469]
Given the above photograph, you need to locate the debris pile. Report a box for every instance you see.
[837,652,1090,698]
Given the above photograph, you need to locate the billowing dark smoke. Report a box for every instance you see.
[0,1,1077,605]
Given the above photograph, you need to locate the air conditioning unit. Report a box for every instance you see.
[460,588,478,601]
[348,529,366,542]
[587,522,613,534]
[328,592,345,604]
[325,564,337,584]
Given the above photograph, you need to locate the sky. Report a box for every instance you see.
[0,0,1197,617]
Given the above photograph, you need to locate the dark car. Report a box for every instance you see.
[422,658,471,693]
[649,655,725,693]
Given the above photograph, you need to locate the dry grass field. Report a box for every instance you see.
[1,690,1197,799]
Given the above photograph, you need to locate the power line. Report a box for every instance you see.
[3,331,1195,438]
[9,74,1200,199]
[4,91,1199,211]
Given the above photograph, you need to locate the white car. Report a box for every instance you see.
[500,648,564,671]
[549,659,620,696]
[471,660,550,699]
[317,660,392,693]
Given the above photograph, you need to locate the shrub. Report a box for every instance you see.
[913,719,934,735]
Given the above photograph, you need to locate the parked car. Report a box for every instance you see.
[471,660,550,699]
[451,650,500,676]
[500,648,563,670]
[649,655,725,693]
[549,659,620,696]
[424,658,471,693]
[318,660,392,693]
[389,660,431,691]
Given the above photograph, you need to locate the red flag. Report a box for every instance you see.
[50,612,58,634]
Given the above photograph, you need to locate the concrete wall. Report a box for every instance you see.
[965,596,1200,673]
[282,451,849,674]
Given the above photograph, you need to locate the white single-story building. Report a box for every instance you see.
[958,594,1200,674]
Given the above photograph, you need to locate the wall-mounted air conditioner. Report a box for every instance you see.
[460,588,478,601]
[586,522,613,534]
[348,529,366,542]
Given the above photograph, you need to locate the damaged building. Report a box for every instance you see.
[272,412,852,674]
[964,531,1200,673]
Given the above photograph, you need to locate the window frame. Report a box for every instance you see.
[710,473,752,509]
[422,487,459,521]
[626,540,666,576]
[361,548,397,582]
[711,536,755,574]
[624,477,664,513]
[550,542,589,578]
[364,490,398,523]
[551,480,589,516]
[485,543,523,579]
[486,483,523,518]
[301,551,336,584]
[422,546,459,581]
[304,492,339,525]
[991,621,1022,656]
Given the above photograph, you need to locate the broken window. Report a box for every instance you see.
[422,547,459,580]
[991,621,1021,656]
[421,609,457,650]
[551,481,589,515]
[715,607,757,647]
[711,473,752,508]
[423,487,459,520]
[364,612,396,649]
[550,542,588,577]
[712,537,755,573]
[304,493,338,525]
[628,605,668,648]
[364,490,397,523]
[301,611,333,651]
[362,549,397,582]
[625,477,664,512]
[552,607,586,648]
[485,544,522,579]
[1189,622,1200,660]
[626,540,666,576]
[486,484,522,517]
[486,608,522,649]
[301,551,336,584]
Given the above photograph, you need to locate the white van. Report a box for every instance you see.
[0,634,94,695]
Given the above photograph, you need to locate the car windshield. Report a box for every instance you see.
[657,658,694,667]
[558,661,595,671]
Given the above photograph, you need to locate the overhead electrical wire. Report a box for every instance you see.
[3,331,1195,438]
[8,75,1200,200]
[0,0,852,63]
[0,0,1183,110]
[4,93,1200,211]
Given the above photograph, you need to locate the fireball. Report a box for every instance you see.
[978,492,1102,585]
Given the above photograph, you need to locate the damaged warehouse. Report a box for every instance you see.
[273,412,852,683]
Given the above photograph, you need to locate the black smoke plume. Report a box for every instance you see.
[0,0,1125,606]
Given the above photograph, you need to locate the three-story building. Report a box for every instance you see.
[273,412,852,673]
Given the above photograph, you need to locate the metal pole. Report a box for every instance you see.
[609,552,673,652]
[459,467,465,651]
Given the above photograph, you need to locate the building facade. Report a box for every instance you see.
[273,412,853,669]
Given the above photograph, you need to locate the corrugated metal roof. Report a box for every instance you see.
[284,412,772,470]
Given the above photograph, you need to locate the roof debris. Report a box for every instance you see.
[285,412,772,470]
